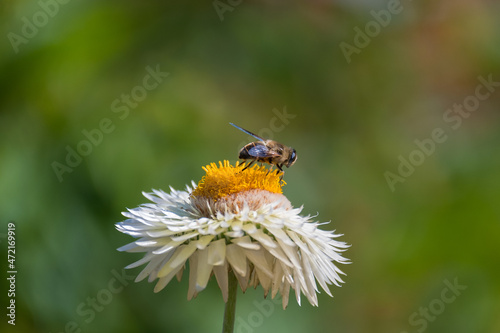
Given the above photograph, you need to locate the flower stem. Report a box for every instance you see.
[222,270,238,333]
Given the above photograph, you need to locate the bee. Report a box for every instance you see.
[230,122,297,175]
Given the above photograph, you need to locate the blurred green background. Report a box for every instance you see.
[1,1,500,332]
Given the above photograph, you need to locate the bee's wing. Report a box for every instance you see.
[248,143,280,157]
[230,123,265,142]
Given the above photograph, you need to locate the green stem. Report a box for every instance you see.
[222,270,238,333]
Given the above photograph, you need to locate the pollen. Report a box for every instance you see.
[191,160,284,201]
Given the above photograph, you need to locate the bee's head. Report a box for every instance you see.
[286,148,297,168]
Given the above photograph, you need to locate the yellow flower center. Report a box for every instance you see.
[191,160,284,201]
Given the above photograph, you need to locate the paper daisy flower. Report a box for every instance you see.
[116,160,349,309]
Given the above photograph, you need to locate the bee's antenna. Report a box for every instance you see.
[229,123,265,142]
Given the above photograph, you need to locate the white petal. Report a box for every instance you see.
[254,266,272,296]
[271,262,284,299]
[293,270,301,306]
[232,235,261,250]
[281,280,290,309]
[264,243,293,268]
[226,244,248,277]
[195,248,213,292]
[224,230,245,238]
[153,264,183,293]
[266,227,295,247]
[244,248,273,278]
[135,253,167,282]
[146,229,179,237]
[156,244,191,278]
[213,261,228,302]
[195,235,215,250]
[152,240,183,255]
[168,242,198,268]
[125,252,155,269]
[136,237,173,248]
[207,239,226,266]
[171,231,200,242]
[246,227,277,248]
[176,266,184,282]
[234,267,251,293]
[300,256,318,306]
[117,242,140,252]
[187,251,199,300]
[276,238,302,272]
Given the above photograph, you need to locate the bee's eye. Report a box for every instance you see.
[289,149,297,166]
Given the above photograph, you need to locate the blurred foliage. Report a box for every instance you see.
[1,1,500,332]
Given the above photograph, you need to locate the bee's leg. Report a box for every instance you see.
[240,160,254,172]
[276,164,285,183]
[266,164,274,176]
[276,164,283,174]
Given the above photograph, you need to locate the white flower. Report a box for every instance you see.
[116,161,349,308]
